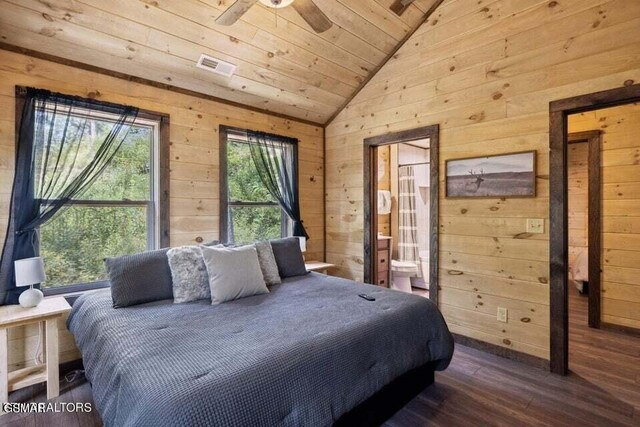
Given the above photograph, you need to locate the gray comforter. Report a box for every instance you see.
[68,273,453,427]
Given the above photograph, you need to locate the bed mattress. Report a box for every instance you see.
[68,272,454,427]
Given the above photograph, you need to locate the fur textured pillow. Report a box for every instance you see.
[254,240,282,286]
[167,246,211,303]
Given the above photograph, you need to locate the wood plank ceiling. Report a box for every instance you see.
[0,0,440,124]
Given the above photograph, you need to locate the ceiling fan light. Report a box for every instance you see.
[259,0,294,8]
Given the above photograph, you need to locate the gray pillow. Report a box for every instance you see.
[106,248,173,308]
[167,246,211,303]
[270,237,308,278]
[200,245,269,304]
[254,240,282,286]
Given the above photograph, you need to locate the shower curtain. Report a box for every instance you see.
[398,166,420,264]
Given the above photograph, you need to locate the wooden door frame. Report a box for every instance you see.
[549,83,640,375]
[363,125,440,304]
[567,131,602,330]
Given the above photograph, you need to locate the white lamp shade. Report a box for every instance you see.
[297,236,307,253]
[14,257,46,287]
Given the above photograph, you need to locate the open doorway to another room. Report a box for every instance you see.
[565,130,601,332]
[550,86,640,409]
[363,126,439,304]
[567,103,640,340]
[379,140,431,296]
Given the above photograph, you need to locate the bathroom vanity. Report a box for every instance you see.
[375,236,392,287]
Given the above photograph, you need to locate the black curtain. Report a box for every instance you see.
[0,88,138,304]
[247,131,309,240]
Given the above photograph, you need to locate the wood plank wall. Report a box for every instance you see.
[568,142,588,270]
[377,146,391,235]
[0,49,324,371]
[569,103,640,330]
[325,0,640,359]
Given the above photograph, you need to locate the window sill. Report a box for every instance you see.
[43,281,110,298]
[43,282,109,307]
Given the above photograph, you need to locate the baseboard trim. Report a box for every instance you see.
[601,322,640,338]
[452,333,550,371]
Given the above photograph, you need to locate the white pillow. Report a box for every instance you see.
[200,245,269,304]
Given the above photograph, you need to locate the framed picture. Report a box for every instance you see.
[445,150,536,198]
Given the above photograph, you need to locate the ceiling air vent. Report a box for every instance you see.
[196,54,236,77]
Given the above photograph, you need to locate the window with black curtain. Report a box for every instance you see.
[39,112,161,291]
[0,88,170,302]
[220,127,300,244]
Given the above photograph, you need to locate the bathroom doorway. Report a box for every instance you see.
[363,125,439,304]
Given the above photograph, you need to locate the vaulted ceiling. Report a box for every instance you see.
[0,0,440,124]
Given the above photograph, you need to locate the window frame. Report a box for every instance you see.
[14,87,170,295]
[219,125,293,244]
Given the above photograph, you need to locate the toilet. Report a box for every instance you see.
[391,260,418,293]
[414,251,430,290]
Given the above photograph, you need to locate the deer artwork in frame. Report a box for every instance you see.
[468,168,485,193]
[445,151,536,198]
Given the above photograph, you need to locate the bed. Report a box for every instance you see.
[68,272,454,427]
[571,248,589,294]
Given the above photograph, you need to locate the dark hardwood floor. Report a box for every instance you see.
[385,290,640,426]
[2,289,638,427]
[0,372,100,427]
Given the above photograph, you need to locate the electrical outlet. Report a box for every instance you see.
[497,307,508,323]
[526,218,544,234]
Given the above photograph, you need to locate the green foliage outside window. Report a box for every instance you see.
[39,124,152,288]
[38,123,286,288]
[226,140,284,244]
[40,206,147,287]
[229,206,282,245]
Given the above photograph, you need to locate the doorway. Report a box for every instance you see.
[363,125,439,304]
[549,84,640,375]
[566,130,602,329]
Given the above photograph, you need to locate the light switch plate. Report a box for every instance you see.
[526,218,544,234]
[497,307,508,323]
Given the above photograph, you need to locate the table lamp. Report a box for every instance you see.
[15,257,46,308]
[297,236,307,253]
[297,236,307,261]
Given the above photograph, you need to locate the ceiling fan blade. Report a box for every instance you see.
[216,0,259,26]
[390,0,415,16]
[292,0,333,33]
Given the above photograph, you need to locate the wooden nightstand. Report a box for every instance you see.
[0,297,71,408]
[305,261,335,275]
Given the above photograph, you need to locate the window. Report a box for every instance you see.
[220,127,292,244]
[36,110,167,292]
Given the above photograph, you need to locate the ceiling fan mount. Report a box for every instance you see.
[216,0,333,34]
[258,0,294,7]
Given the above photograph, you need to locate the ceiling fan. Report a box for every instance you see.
[216,0,333,34]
